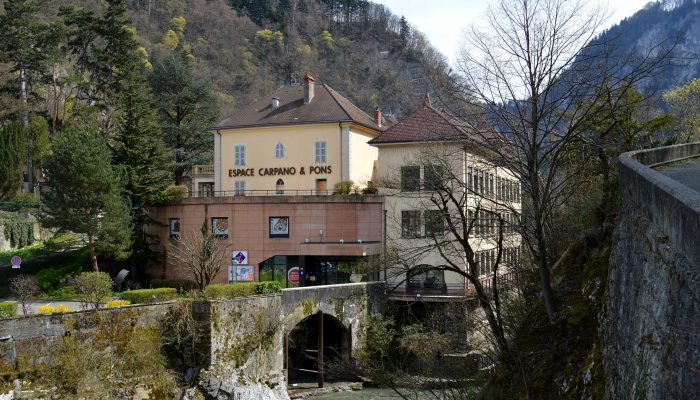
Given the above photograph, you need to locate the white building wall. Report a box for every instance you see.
[375,141,522,292]
[348,128,379,187]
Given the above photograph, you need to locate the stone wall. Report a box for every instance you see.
[0,301,175,392]
[0,283,385,399]
[604,144,700,399]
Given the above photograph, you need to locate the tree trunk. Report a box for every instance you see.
[20,66,34,193]
[88,235,99,272]
[472,279,510,357]
[536,228,557,320]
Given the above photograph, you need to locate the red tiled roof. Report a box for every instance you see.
[368,99,490,145]
[211,83,384,132]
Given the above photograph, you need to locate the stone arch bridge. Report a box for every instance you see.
[193,282,385,399]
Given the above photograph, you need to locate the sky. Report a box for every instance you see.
[378,0,653,66]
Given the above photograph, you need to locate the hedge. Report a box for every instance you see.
[0,302,15,318]
[205,283,256,299]
[121,288,177,304]
[205,281,282,299]
[150,279,198,291]
[254,281,282,294]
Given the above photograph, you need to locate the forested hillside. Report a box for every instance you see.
[592,0,700,95]
[0,0,452,123]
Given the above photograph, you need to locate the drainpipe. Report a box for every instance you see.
[339,123,343,182]
[383,209,387,294]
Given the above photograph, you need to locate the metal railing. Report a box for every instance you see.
[388,271,519,300]
[186,189,379,198]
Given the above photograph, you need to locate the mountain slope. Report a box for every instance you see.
[35,0,453,122]
[593,0,700,94]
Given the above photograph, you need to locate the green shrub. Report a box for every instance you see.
[204,283,256,299]
[121,288,177,304]
[0,301,16,318]
[334,180,358,195]
[74,272,113,309]
[150,279,198,291]
[35,263,83,293]
[254,281,282,294]
[48,286,76,299]
[163,184,188,202]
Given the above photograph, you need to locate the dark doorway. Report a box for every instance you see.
[286,312,351,388]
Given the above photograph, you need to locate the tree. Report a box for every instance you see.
[0,123,27,199]
[10,274,38,316]
[149,55,218,184]
[112,68,172,262]
[168,217,230,290]
[73,271,113,310]
[455,0,671,321]
[663,78,700,141]
[0,0,63,192]
[60,0,139,112]
[41,125,132,272]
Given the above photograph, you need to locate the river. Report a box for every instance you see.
[311,388,403,399]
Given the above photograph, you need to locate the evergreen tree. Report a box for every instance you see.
[60,0,138,108]
[112,68,172,264]
[149,55,218,184]
[113,71,171,209]
[0,123,27,199]
[0,0,63,192]
[42,125,131,272]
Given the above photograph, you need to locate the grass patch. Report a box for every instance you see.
[0,301,16,318]
[0,234,87,298]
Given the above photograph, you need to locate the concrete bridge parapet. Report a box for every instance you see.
[605,143,700,399]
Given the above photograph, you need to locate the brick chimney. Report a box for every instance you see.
[303,74,315,104]
[374,106,382,127]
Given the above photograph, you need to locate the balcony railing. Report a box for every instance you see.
[186,189,379,198]
[388,271,519,301]
[192,165,215,175]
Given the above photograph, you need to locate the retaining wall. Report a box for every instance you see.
[604,143,700,399]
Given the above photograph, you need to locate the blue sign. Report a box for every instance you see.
[233,251,247,265]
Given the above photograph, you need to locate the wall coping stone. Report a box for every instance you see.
[618,142,700,267]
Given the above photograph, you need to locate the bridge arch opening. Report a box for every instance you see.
[286,311,351,388]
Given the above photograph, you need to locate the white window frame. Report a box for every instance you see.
[275,142,285,159]
[234,144,246,166]
[314,140,327,163]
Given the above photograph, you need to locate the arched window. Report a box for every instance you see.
[276,178,285,195]
[275,142,285,159]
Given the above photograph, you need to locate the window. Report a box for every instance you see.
[169,218,180,239]
[275,142,285,159]
[401,166,421,192]
[489,173,494,196]
[467,167,473,191]
[315,141,327,163]
[479,171,485,194]
[211,217,229,239]
[424,164,445,191]
[401,210,421,238]
[424,210,445,236]
[234,180,246,196]
[276,178,285,195]
[407,267,446,291]
[234,144,246,166]
[269,216,289,238]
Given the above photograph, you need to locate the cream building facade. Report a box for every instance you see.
[370,99,522,301]
[210,75,383,195]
